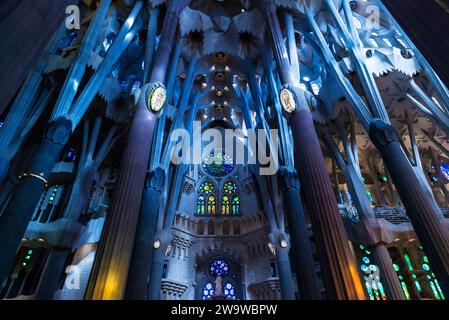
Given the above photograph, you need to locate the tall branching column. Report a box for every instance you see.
[320,121,405,300]
[369,120,449,297]
[0,118,72,285]
[86,0,190,300]
[0,0,114,287]
[125,168,165,299]
[262,0,365,299]
[34,117,118,300]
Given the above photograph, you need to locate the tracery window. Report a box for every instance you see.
[222,181,240,215]
[197,182,215,216]
[208,195,216,215]
[197,195,206,215]
[202,259,236,300]
[202,152,234,177]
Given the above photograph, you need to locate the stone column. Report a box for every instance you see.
[0,118,72,285]
[276,244,296,300]
[371,243,405,300]
[125,168,165,299]
[341,167,406,300]
[262,0,365,299]
[86,0,190,300]
[280,168,321,299]
[147,246,166,300]
[369,119,449,297]
[288,109,365,299]
[34,250,69,300]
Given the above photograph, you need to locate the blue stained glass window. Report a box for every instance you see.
[224,283,236,300]
[202,152,234,177]
[210,259,229,277]
[440,163,449,181]
[202,282,214,300]
[197,195,205,215]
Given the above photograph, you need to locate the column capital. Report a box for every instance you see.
[368,119,399,148]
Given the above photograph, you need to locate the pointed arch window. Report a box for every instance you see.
[197,182,216,216]
[222,181,240,216]
[197,195,206,215]
[208,195,216,215]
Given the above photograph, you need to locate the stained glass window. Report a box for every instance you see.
[202,259,237,300]
[441,163,449,181]
[224,282,236,300]
[232,196,240,216]
[202,152,234,177]
[208,195,216,215]
[358,245,387,300]
[417,248,445,300]
[202,283,214,300]
[197,182,216,216]
[222,182,240,215]
[197,195,205,215]
[210,259,229,277]
[222,195,230,215]
[224,181,238,194]
[200,182,214,194]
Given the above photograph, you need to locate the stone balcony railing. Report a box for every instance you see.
[340,206,449,225]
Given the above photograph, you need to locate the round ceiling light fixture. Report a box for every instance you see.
[280,238,288,249]
[153,239,161,249]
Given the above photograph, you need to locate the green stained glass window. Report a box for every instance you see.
[224,181,238,194]
[223,181,240,215]
[403,251,414,270]
[401,282,411,300]
[197,195,206,215]
[200,182,215,194]
[358,246,387,300]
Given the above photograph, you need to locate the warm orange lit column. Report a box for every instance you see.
[85,0,190,300]
[262,0,366,299]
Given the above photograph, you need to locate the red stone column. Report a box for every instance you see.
[261,0,365,299]
[369,119,449,297]
[85,0,190,300]
[289,110,365,299]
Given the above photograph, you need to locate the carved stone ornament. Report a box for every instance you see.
[279,84,298,114]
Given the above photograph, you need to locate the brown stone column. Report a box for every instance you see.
[289,110,365,299]
[261,0,365,299]
[85,0,190,300]
[369,119,449,297]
